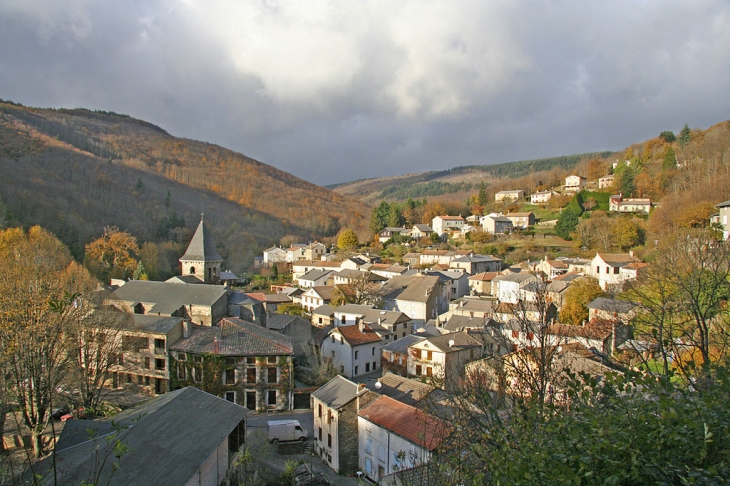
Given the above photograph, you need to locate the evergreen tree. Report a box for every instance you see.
[679,124,691,148]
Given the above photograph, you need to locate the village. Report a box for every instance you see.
[5,164,727,485]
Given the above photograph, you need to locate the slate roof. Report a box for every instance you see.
[311,375,360,409]
[166,275,205,284]
[551,271,584,282]
[358,395,449,450]
[245,293,292,304]
[371,372,433,406]
[124,314,183,335]
[412,224,433,232]
[35,387,247,486]
[312,304,334,316]
[587,297,638,314]
[451,254,501,263]
[381,275,440,303]
[180,218,223,262]
[109,280,228,315]
[300,269,334,282]
[362,309,412,327]
[418,331,482,353]
[546,319,615,340]
[334,304,374,315]
[333,324,381,346]
[228,291,262,306]
[453,299,497,312]
[716,200,730,208]
[443,315,488,332]
[382,334,426,354]
[170,317,293,356]
[266,313,309,331]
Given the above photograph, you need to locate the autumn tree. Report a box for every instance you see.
[611,217,645,251]
[84,226,140,281]
[559,277,604,325]
[337,228,359,251]
[0,227,91,457]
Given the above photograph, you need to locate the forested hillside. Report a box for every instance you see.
[0,101,370,274]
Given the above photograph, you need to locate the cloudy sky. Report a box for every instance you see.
[1,1,729,185]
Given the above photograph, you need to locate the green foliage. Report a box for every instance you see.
[379,179,473,200]
[370,201,391,235]
[662,145,677,171]
[477,181,488,206]
[559,277,604,325]
[449,152,613,179]
[276,303,310,318]
[659,130,676,143]
[555,208,580,240]
[679,123,691,148]
[477,369,730,485]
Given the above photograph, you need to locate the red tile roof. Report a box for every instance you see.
[334,324,381,346]
[358,395,450,450]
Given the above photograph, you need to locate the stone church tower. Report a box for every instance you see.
[179,215,223,284]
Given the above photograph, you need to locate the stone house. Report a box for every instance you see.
[311,376,376,474]
[450,254,502,275]
[312,304,335,328]
[467,272,500,296]
[381,275,445,326]
[111,313,184,395]
[170,317,294,411]
[108,280,229,327]
[381,335,426,376]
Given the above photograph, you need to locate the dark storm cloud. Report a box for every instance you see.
[1,1,729,185]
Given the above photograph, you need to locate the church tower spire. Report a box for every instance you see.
[179,217,223,284]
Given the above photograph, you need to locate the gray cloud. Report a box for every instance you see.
[1,0,729,185]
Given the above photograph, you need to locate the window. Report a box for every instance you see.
[225,368,235,384]
[328,410,332,424]
[246,368,256,383]
[177,362,186,380]
[378,445,386,462]
[427,366,432,377]
[267,390,277,405]
[145,357,151,370]
[155,358,165,370]
[339,366,344,373]
[331,351,336,358]
[365,363,370,372]
[373,362,377,370]
[121,335,148,351]
[145,376,150,386]
[372,347,375,355]
[365,458,372,475]
[327,434,332,448]
[365,438,372,454]
[225,391,236,402]
[355,350,359,359]
[154,338,165,350]
[318,404,322,417]
[193,355,203,363]
[246,357,255,364]
[225,357,236,366]
[527,332,535,340]
[416,364,422,375]
[318,427,322,441]
[354,366,359,375]
[117,354,124,366]
[341,316,346,324]
[614,267,619,274]
[331,336,335,343]
[268,356,277,364]
[268,368,277,383]
[426,351,433,360]
[595,266,600,274]
[193,366,202,382]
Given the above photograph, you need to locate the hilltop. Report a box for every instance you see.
[0,101,370,273]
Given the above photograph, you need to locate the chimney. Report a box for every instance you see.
[629,250,634,258]
[213,334,220,353]
[183,320,191,338]
[378,318,382,325]
[359,321,365,333]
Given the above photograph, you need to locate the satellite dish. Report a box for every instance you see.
[449,340,455,348]
[374,381,382,389]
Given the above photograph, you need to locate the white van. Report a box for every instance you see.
[267,419,308,444]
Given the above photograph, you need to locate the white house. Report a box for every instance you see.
[609,195,652,214]
[298,269,335,289]
[285,244,307,262]
[590,253,641,290]
[431,215,465,235]
[358,395,449,483]
[492,272,540,304]
[263,246,287,265]
[505,212,535,229]
[716,199,730,240]
[321,323,382,377]
[598,175,615,189]
[333,304,374,326]
[530,190,553,204]
[301,286,336,313]
[406,331,484,385]
[565,175,587,192]
[381,275,445,325]
[450,254,502,275]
